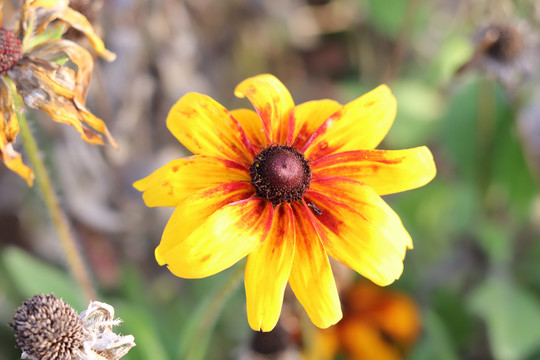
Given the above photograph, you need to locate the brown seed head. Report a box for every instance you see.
[250,144,311,205]
[9,294,85,360]
[0,28,22,75]
[483,24,524,63]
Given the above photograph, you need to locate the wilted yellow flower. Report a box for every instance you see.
[135,74,436,331]
[0,0,116,185]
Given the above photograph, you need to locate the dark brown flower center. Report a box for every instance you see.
[0,28,22,75]
[250,144,311,205]
[9,294,85,360]
[484,24,523,63]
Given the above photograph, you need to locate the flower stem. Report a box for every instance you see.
[180,264,245,360]
[16,103,97,303]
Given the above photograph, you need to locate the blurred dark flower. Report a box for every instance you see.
[0,0,116,185]
[457,21,539,86]
[9,294,135,360]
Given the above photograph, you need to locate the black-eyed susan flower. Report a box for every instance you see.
[307,282,421,360]
[0,0,116,185]
[134,74,436,331]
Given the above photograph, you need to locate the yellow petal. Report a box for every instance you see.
[167,93,255,166]
[133,155,250,207]
[292,99,341,150]
[159,198,273,279]
[1,143,34,186]
[234,74,294,144]
[306,177,412,286]
[245,203,295,332]
[156,181,255,262]
[59,7,115,61]
[0,79,34,185]
[288,202,342,328]
[230,108,267,150]
[31,0,116,61]
[302,85,396,161]
[31,0,67,8]
[312,147,436,195]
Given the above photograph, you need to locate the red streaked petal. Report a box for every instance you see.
[155,182,255,265]
[167,93,254,165]
[306,176,412,286]
[158,198,273,279]
[312,147,436,195]
[133,155,250,207]
[230,108,267,150]
[245,203,295,332]
[288,202,342,329]
[234,74,295,144]
[292,99,341,150]
[302,85,397,161]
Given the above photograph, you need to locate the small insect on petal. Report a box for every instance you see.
[308,202,323,215]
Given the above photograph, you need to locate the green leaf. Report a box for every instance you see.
[475,221,512,265]
[431,34,473,84]
[178,265,244,360]
[432,289,474,349]
[2,246,85,309]
[386,80,441,149]
[489,87,537,218]
[408,309,459,360]
[115,302,169,360]
[468,277,540,360]
[439,79,480,183]
[366,0,408,37]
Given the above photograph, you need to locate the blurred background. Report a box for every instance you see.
[1,0,540,359]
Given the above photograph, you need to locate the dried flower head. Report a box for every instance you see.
[9,294,85,360]
[78,301,136,360]
[9,294,135,360]
[0,0,116,186]
[482,23,524,63]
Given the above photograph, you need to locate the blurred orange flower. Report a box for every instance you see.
[308,282,421,360]
[0,0,116,185]
[135,74,436,332]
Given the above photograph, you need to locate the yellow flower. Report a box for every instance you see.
[134,74,436,331]
[308,282,421,360]
[0,0,116,186]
